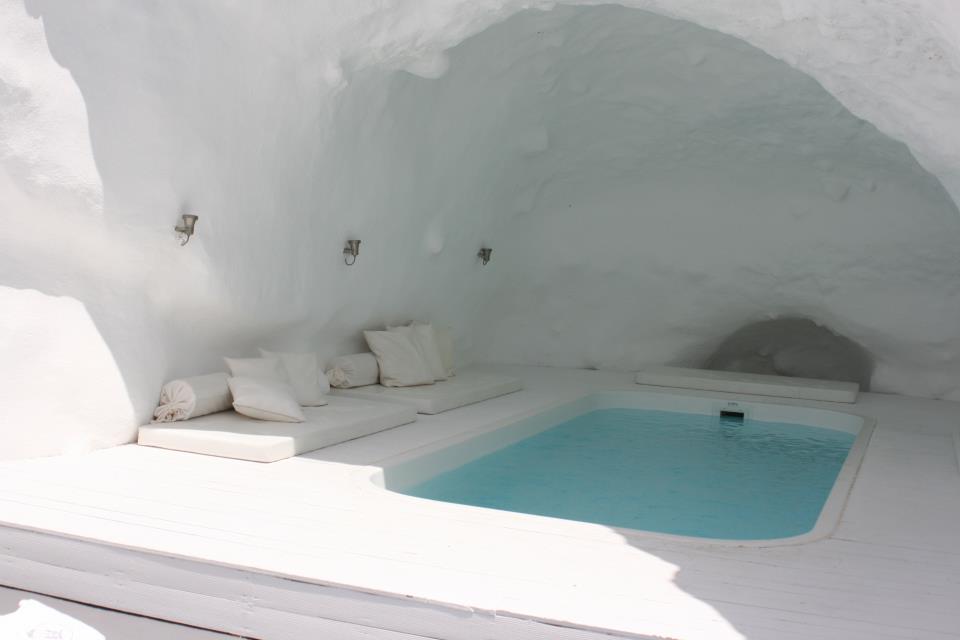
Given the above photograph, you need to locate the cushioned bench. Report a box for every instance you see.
[331,371,523,414]
[635,366,859,403]
[137,396,417,462]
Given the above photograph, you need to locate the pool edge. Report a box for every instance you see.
[367,388,876,549]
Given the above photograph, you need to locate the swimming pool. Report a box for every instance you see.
[380,391,872,544]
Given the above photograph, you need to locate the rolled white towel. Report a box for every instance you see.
[152,372,232,422]
[326,353,380,388]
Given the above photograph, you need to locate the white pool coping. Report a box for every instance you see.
[374,390,875,548]
[0,365,958,640]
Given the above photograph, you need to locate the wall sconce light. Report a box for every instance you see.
[343,239,361,266]
[477,247,492,265]
[174,214,199,246]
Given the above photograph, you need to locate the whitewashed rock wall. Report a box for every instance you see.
[2,0,959,458]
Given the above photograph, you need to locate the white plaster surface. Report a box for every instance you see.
[3,0,960,457]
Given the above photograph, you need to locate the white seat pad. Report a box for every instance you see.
[137,396,417,462]
[332,372,523,414]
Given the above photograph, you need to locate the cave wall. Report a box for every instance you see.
[445,7,960,397]
[0,0,489,457]
[336,6,960,397]
[2,0,960,458]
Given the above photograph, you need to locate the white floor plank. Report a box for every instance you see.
[0,585,242,639]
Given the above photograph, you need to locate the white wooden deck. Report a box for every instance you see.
[1,365,958,639]
[0,586,238,639]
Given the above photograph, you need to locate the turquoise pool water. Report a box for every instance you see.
[404,408,855,539]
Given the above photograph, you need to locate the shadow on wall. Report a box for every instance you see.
[0,1,158,458]
[0,287,137,459]
[2,0,278,459]
[2,0,504,461]
[703,316,874,390]
[1,0,311,458]
[0,1,378,457]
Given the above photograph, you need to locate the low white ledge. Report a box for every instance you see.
[635,366,859,403]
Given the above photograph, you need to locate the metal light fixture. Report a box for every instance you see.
[477,247,492,265]
[343,239,361,266]
[174,214,199,246]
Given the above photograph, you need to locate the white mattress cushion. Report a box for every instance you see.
[138,397,418,462]
[364,330,435,387]
[228,376,305,422]
[333,371,523,414]
[260,349,329,406]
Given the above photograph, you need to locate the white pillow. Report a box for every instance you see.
[228,376,305,422]
[259,349,329,406]
[223,356,288,382]
[433,326,456,377]
[363,330,435,387]
[390,323,446,381]
[326,353,380,388]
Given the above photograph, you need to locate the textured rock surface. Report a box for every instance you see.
[456,7,960,399]
[703,318,874,389]
[2,0,960,457]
